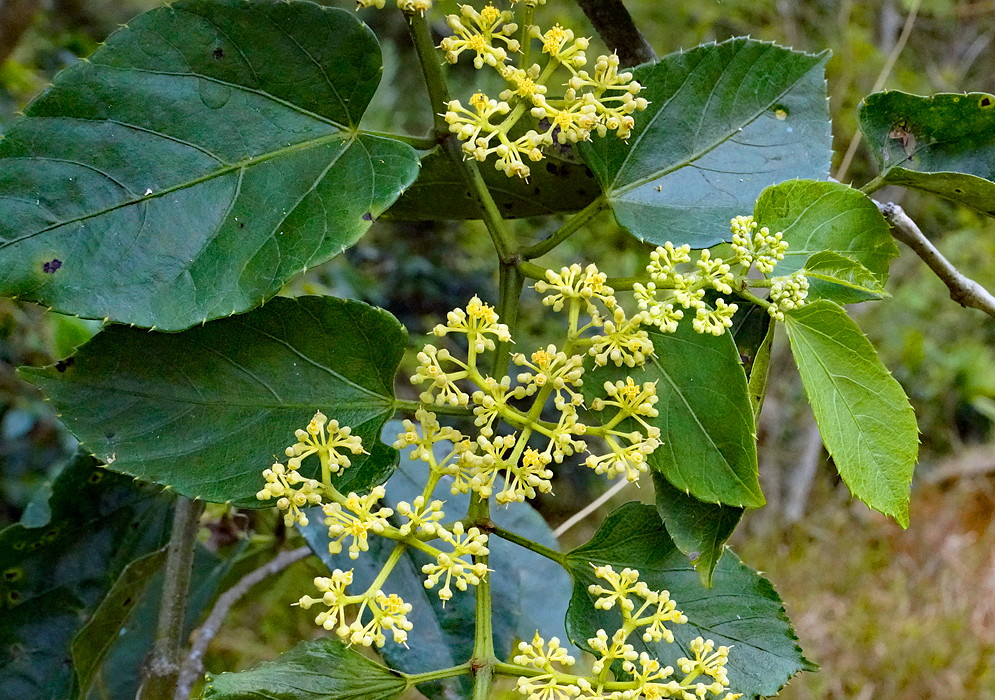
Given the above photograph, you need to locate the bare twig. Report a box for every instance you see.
[835,0,921,183]
[174,546,312,700]
[139,497,206,700]
[784,419,823,524]
[573,0,657,68]
[876,201,995,319]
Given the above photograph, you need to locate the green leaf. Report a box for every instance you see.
[754,179,898,304]
[0,0,419,331]
[201,638,407,700]
[71,549,167,698]
[803,251,889,298]
[859,90,995,215]
[581,39,831,249]
[653,472,743,587]
[299,430,573,700]
[21,296,406,505]
[384,147,600,220]
[587,321,762,508]
[0,452,173,700]
[783,300,918,527]
[564,503,815,699]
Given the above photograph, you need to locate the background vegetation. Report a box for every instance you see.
[1,0,994,698]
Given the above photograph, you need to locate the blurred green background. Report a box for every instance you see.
[2,1,995,698]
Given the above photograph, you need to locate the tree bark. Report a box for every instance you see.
[573,0,657,67]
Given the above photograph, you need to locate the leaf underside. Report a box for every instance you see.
[581,38,831,249]
[0,0,419,330]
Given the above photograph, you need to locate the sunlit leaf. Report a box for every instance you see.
[784,300,918,527]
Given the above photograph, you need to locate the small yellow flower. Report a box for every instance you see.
[284,411,366,475]
[256,461,323,527]
[323,486,393,559]
[421,522,490,603]
[441,4,520,69]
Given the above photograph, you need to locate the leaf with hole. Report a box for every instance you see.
[581,38,831,249]
[21,296,405,505]
[0,0,419,330]
[859,90,995,216]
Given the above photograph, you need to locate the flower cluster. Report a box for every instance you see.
[297,569,414,648]
[437,2,647,178]
[514,566,739,700]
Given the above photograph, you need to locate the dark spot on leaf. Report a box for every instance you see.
[130,521,141,530]
[55,357,75,373]
[585,167,594,178]
[362,212,373,222]
[123,596,133,606]
[3,568,21,582]
[8,590,21,604]
[955,188,965,194]
[105,432,116,441]
[213,48,224,59]
[533,187,542,196]
[982,96,992,107]
[12,542,25,551]
[501,202,514,210]
[42,259,62,274]
[88,471,103,484]
[29,540,43,550]
[238,222,244,229]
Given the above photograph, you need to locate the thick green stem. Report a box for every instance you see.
[467,492,496,700]
[406,663,473,686]
[518,260,549,281]
[860,174,886,195]
[748,319,776,424]
[490,263,525,377]
[406,13,451,136]
[361,129,439,150]
[521,195,609,260]
[139,496,205,700]
[394,399,473,417]
[490,525,567,566]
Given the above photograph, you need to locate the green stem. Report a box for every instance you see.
[361,129,439,150]
[489,263,525,377]
[405,663,473,686]
[519,5,537,69]
[394,399,473,417]
[490,525,567,566]
[521,195,609,260]
[748,318,776,424]
[518,259,549,281]
[467,492,496,700]
[406,12,452,136]
[602,276,642,291]
[860,174,886,195]
[139,496,205,700]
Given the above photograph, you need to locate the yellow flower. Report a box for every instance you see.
[285,411,366,475]
[323,486,393,560]
[441,4,520,69]
[256,461,323,527]
[421,522,490,603]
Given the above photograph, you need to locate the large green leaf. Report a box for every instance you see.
[21,296,406,505]
[564,503,815,699]
[859,90,995,215]
[201,639,407,700]
[754,180,898,304]
[384,147,600,220]
[299,430,573,700]
[0,453,173,700]
[653,472,743,588]
[587,321,762,508]
[0,0,419,331]
[784,300,918,527]
[581,39,831,249]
